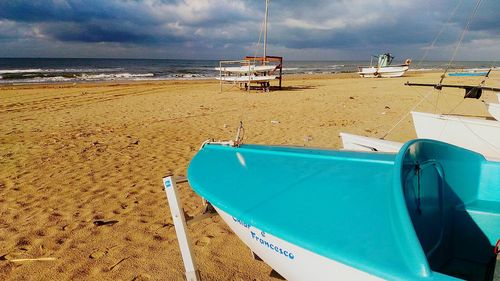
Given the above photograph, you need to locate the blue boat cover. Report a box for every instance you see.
[187,140,499,280]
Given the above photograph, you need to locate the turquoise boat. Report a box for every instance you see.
[188,139,500,280]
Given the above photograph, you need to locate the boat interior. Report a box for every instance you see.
[398,140,500,280]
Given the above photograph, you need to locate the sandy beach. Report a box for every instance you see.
[0,72,497,280]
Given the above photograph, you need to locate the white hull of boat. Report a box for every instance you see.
[339,132,402,152]
[215,65,276,74]
[497,94,500,103]
[216,206,384,281]
[411,111,500,159]
[215,75,277,83]
[358,65,409,78]
[486,102,500,121]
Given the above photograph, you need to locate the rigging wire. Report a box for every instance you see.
[438,0,484,85]
[237,0,271,142]
[380,0,486,139]
[416,0,463,69]
[251,0,271,65]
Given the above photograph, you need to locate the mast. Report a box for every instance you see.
[263,0,269,65]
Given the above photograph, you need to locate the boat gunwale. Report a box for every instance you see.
[205,143,396,165]
[411,111,500,128]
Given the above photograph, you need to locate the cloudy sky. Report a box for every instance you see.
[0,0,498,60]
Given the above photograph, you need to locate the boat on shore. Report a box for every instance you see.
[188,139,500,280]
[412,111,500,160]
[341,78,500,159]
[341,111,500,161]
[358,53,411,78]
[486,102,500,121]
[339,132,402,152]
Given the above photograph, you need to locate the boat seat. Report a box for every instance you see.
[453,200,500,265]
[460,200,500,214]
[456,199,500,243]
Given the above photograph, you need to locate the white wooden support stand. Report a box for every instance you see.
[163,175,201,281]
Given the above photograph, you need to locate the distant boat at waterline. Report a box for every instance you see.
[448,68,497,77]
[448,71,488,77]
[358,65,410,78]
[358,53,411,78]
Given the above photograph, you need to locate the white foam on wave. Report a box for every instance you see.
[0,69,43,74]
[80,73,154,80]
[0,68,124,74]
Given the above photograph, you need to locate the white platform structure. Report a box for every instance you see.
[215,65,276,74]
[217,59,282,92]
[216,0,283,93]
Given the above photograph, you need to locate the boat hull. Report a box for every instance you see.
[215,206,384,281]
[486,102,500,121]
[411,111,500,160]
[358,65,409,78]
[340,132,402,152]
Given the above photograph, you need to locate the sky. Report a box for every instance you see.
[0,0,498,61]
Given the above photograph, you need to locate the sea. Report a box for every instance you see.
[0,58,497,84]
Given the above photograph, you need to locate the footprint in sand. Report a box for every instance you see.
[89,250,107,259]
[195,235,214,246]
[132,273,152,281]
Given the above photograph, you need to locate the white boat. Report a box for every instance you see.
[411,111,500,159]
[358,53,410,78]
[339,132,401,152]
[358,65,410,78]
[341,111,500,160]
[215,65,276,74]
[215,75,277,83]
[486,102,500,121]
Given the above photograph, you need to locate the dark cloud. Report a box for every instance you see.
[0,0,498,59]
[0,0,156,24]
